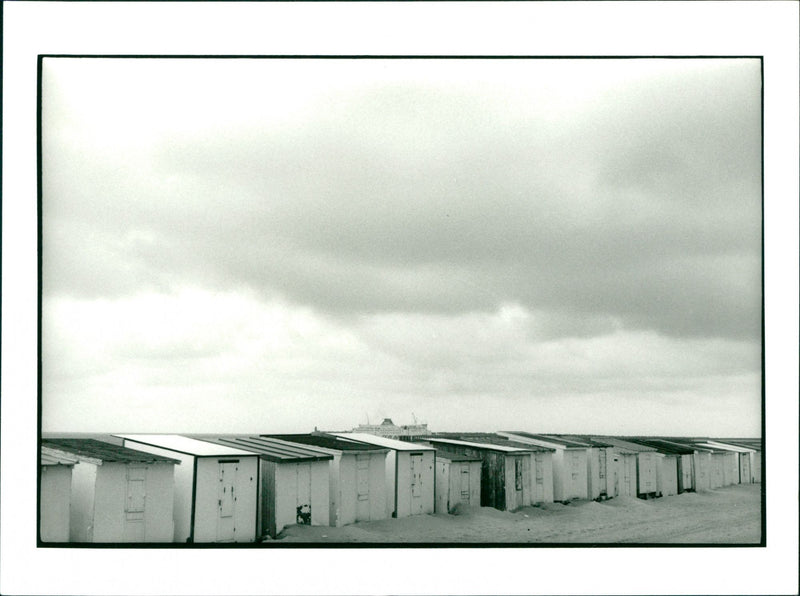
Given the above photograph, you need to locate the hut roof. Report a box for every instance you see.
[42,438,181,465]
[198,436,334,463]
[116,434,256,457]
[502,432,593,449]
[423,437,538,454]
[621,438,697,455]
[41,446,78,466]
[331,433,434,451]
[263,433,389,453]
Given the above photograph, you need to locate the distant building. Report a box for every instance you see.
[353,418,429,440]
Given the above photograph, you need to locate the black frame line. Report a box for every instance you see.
[36,53,766,549]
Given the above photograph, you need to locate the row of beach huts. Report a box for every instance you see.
[39,431,762,543]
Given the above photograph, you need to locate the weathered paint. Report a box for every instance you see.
[504,453,532,511]
[752,451,762,483]
[531,451,554,504]
[657,455,679,497]
[586,447,612,500]
[677,454,694,492]
[120,438,259,543]
[692,451,711,491]
[260,459,329,537]
[393,450,435,518]
[40,465,72,542]
[69,461,174,542]
[709,453,725,488]
[738,451,753,484]
[435,458,482,513]
[616,453,638,497]
[332,451,387,526]
[192,457,258,543]
[636,452,660,496]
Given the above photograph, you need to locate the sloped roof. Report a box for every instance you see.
[116,434,256,457]
[263,433,389,453]
[621,438,697,455]
[434,451,482,462]
[332,433,434,451]
[501,432,592,449]
[42,439,180,465]
[198,436,333,462]
[587,437,658,453]
[41,447,78,466]
[423,437,537,454]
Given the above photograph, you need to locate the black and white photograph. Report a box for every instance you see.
[2,2,799,595]
[40,55,764,546]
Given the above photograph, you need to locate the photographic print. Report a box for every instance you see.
[40,56,763,546]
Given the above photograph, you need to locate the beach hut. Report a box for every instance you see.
[42,438,178,543]
[40,447,77,542]
[116,434,259,543]
[624,438,698,494]
[591,437,662,498]
[715,438,763,482]
[333,433,435,519]
[200,436,333,538]
[433,452,482,513]
[264,433,389,527]
[705,440,757,484]
[552,435,615,500]
[421,437,536,511]
[498,432,590,502]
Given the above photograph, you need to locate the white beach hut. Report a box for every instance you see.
[40,447,77,542]
[42,438,178,543]
[117,434,259,543]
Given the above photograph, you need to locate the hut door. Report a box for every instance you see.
[460,465,471,504]
[534,453,545,503]
[622,457,633,496]
[740,454,751,484]
[410,454,424,515]
[356,455,370,521]
[296,464,312,524]
[123,466,146,542]
[597,450,607,495]
[217,461,237,542]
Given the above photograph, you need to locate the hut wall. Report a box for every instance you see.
[739,452,753,484]
[119,440,194,542]
[504,453,532,511]
[193,456,258,543]
[693,452,711,491]
[90,462,174,542]
[532,451,554,504]
[337,452,387,525]
[69,462,97,542]
[40,465,72,542]
[435,459,481,513]
[269,460,330,536]
[658,455,679,497]
[636,453,660,496]
[710,453,725,488]
[551,449,565,502]
[617,454,638,497]
[752,452,762,482]
[394,450,434,518]
[385,450,397,518]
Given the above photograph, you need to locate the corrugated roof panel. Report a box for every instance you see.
[263,433,389,452]
[116,434,256,457]
[434,451,482,462]
[331,433,435,451]
[500,432,591,449]
[200,436,334,462]
[621,438,696,455]
[424,437,536,454]
[42,439,181,464]
[41,447,78,466]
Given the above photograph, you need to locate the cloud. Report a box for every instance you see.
[43,58,761,342]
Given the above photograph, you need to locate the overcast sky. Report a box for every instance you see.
[41,57,762,436]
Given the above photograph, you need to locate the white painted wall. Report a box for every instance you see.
[193,456,258,543]
[40,465,72,542]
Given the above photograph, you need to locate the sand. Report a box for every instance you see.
[275,482,761,544]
